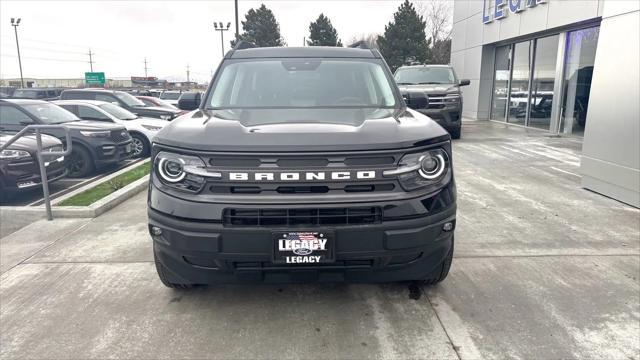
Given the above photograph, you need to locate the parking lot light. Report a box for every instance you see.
[214,20,231,57]
[10,17,24,88]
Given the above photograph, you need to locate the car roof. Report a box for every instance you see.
[0,99,48,105]
[62,89,120,93]
[54,99,108,106]
[228,46,377,59]
[397,64,452,69]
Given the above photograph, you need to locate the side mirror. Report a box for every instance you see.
[177,92,202,111]
[459,79,471,87]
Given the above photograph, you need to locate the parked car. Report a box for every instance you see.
[0,131,66,200]
[54,100,169,157]
[136,96,179,110]
[0,99,134,177]
[159,90,182,106]
[148,43,455,288]
[394,65,469,139]
[148,89,164,98]
[11,88,60,101]
[60,89,181,120]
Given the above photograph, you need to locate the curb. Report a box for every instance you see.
[51,175,149,218]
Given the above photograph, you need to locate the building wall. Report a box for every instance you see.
[451,0,640,207]
[580,3,640,207]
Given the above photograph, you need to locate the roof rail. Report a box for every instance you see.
[348,40,369,49]
[234,41,257,50]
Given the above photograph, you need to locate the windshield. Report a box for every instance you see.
[160,92,181,100]
[207,58,397,109]
[99,103,137,120]
[394,67,456,85]
[114,92,146,107]
[13,90,44,99]
[22,103,79,124]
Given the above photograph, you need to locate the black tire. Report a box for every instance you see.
[450,126,461,140]
[154,249,194,289]
[130,133,149,158]
[422,238,454,286]
[67,145,94,178]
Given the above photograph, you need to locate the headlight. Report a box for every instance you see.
[79,130,110,138]
[384,148,451,191]
[155,151,216,192]
[142,124,163,131]
[443,94,461,103]
[0,149,31,160]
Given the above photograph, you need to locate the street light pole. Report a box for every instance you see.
[234,0,239,39]
[214,21,231,57]
[10,18,24,88]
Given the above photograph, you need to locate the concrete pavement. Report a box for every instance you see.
[1,121,639,359]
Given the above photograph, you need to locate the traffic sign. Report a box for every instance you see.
[85,72,105,85]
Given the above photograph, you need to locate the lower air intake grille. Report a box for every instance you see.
[223,207,383,227]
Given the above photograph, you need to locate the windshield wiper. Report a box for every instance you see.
[396,82,417,85]
[418,82,445,85]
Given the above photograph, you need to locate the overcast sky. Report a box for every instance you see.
[0,0,428,83]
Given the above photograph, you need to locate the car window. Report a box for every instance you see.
[394,67,456,85]
[140,98,155,106]
[47,90,57,97]
[160,92,181,100]
[95,94,118,103]
[77,105,112,121]
[114,92,146,107]
[21,103,79,124]
[98,103,137,120]
[0,105,34,125]
[58,104,79,115]
[13,90,44,99]
[208,58,396,109]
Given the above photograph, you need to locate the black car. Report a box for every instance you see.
[0,132,66,200]
[60,89,181,120]
[0,99,134,177]
[395,65,470,139]
[12,88,60,101]
[148,43,456,288]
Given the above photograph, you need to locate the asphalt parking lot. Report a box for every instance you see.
[1,121,638,359]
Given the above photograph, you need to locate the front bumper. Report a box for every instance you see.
[148,185,456,284]
[94,140,135,168]
[415,106,462,131]
[0,155,66,192]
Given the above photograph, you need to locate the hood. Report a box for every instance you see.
[398,84,459,94]
[61,120,126,131]
[0,133,62,152]
[153,108,449,152]
[132,105,180,115]
[136,117,170,128]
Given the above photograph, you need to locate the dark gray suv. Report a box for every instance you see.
[395,65,469,139]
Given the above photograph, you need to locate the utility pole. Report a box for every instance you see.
[186,64,190,84]
[88,49,94,72]
[214,21,231,57]
[234,0,239,39]
[10,18,24,88]
[144,58,148,78]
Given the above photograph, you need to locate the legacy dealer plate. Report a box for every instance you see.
[273,231,334,264]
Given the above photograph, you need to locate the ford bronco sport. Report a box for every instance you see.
[148,43,456,287]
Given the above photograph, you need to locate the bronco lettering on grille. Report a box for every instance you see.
[227,171,376,181]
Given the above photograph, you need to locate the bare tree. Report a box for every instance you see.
[414,0,453,64]
[347,33,380,50]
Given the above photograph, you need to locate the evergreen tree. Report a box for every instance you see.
[377,0,430,71]
[307,14,342,47]
[232,4,285,47]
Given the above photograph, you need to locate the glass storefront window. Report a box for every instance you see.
[560,27,600,136]
[508,41,533,125]
[529,35,560,130]
[491,45,511,121]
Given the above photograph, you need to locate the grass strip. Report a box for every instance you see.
[58,162,150,207]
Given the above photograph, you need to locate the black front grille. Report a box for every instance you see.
[403,93,429,109]
[110,129,130,143]
[223,207,383,227]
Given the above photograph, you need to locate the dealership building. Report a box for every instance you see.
[451,0,639,207]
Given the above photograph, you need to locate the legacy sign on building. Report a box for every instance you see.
[483,0,547,24]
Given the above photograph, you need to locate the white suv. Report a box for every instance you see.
[54,100,169,157]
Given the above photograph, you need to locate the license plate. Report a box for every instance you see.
[273,231,334,264]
